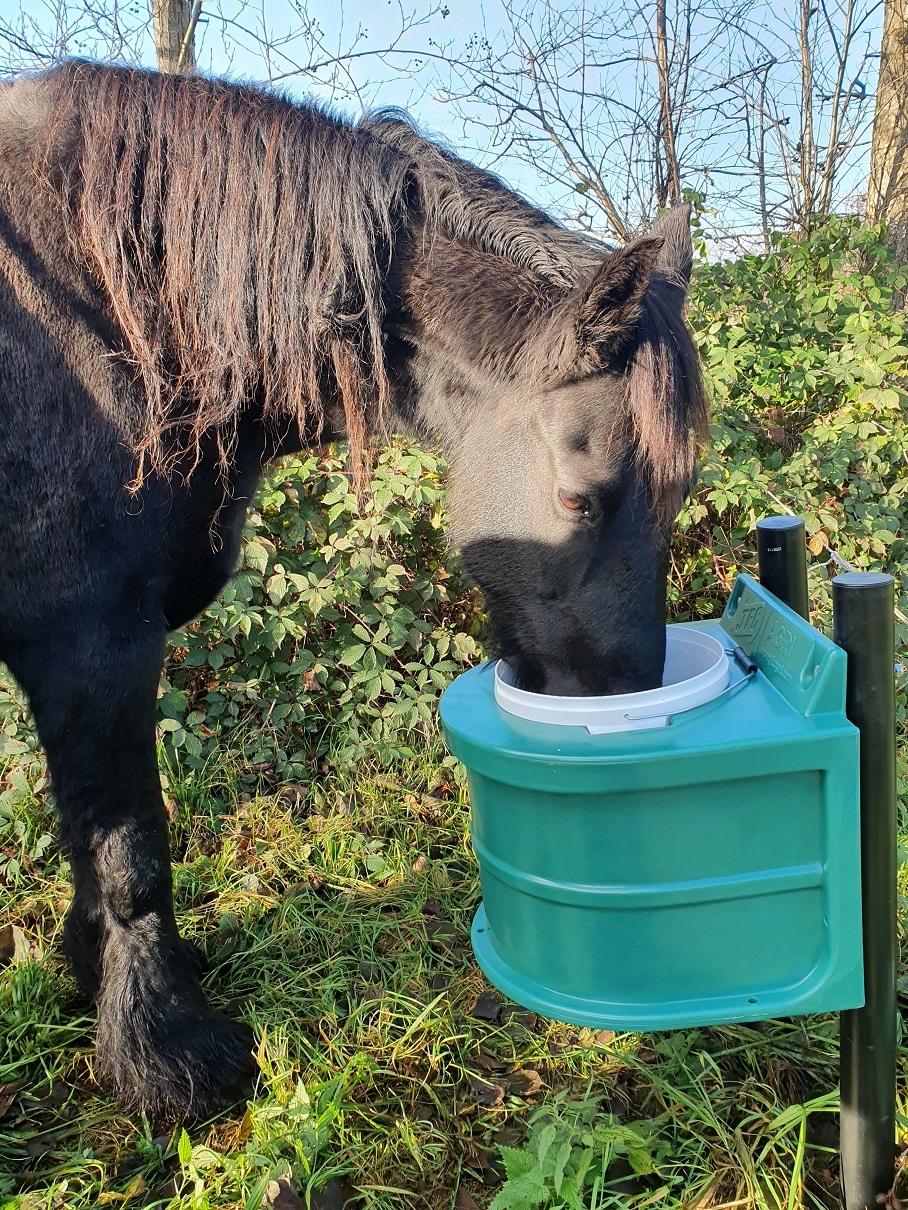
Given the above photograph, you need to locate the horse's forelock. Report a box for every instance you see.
[629,283,708,521]
[518,270,706,520]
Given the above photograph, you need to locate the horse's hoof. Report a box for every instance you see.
[96,1004,256,1119]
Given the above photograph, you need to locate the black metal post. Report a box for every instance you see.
[756,515,810,620]
[834,572,898,1210]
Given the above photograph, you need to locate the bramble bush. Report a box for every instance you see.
[677,217,907,728]
[157,445,482,781]
[676,216,907,633]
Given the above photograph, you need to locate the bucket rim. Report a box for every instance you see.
[494,626,732,732]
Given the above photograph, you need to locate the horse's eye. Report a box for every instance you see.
[558,489,590,516]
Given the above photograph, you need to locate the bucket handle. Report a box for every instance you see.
[621,645,756,726]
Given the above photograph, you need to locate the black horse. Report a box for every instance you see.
[0,60,706,1116]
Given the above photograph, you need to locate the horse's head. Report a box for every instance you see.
[441,206,706,695]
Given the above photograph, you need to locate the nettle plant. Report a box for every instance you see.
[488,1094,670,1210]
[158,445,481,781]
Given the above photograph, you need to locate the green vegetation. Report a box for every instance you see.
[1,219,906,1209]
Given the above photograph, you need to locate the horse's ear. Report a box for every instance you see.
[646,202,693,287]
[572,237,663,366]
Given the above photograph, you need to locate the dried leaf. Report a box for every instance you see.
[411,1100,436,1122]
[423,917,458,947]
[478,1149,505,1184]
[468,1075,505,1108]
[471,991,503,1022]
[123,1175,148,1203]
[501,1005,537,1030]
[264,1177,304,1210]
[493,1126,523,1148]
[0,924,28,967]
[808,530,829,555]
[0,1084,17,1118]
[474,1048,507,1073]
[455,1190,481,1210]
[506,1068,544,1098]
[97,1175,148,1205]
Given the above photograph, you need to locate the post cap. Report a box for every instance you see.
[832,571,894,589]
[756,515,805,532]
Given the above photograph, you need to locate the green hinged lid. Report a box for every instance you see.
[720,573,847,717]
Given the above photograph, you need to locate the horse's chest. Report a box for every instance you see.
[160,476,259,632]
[163,529,244,631]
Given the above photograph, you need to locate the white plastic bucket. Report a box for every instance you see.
[494,628,732,734]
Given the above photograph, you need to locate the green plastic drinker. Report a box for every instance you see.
[439,574,864,1031]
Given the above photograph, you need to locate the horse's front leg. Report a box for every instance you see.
[19,625,254,1117]
[60,843,207,1003]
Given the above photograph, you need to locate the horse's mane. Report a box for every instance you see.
[18,60,704,504]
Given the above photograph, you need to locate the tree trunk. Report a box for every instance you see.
[655,0,683,207]
[868,0,908,261]
[151,0,198,73]
[798,0,817,230]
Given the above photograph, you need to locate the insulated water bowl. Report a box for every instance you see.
[439,574,865,1032]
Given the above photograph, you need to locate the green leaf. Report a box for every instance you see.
[488,1171,549,1210]
[499,1146,536,1182]
[552,1139,573,1193]
[338,644,367,668]
[177,1128,193,1167]
[244,541,270,574]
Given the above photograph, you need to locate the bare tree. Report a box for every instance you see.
[654,0,683,206]
[867,0,908,260]
[434,0,747,240]
[0,0,448,105]
[798,0,818,226]
[431,0,882,249]
[0,1,151,73]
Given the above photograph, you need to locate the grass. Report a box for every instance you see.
[1,700,907,1209]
